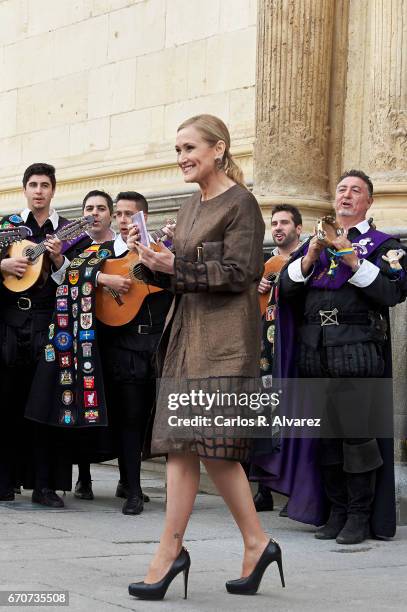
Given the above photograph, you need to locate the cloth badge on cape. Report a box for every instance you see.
[82,342,92,357]
[84,409,99,423]
[9,214,23,224]
[82,282,93,296]
[56,298,68,312]
[260,357,270,371]
[88,258,100,265]
[79,252,92,258]
[59,352,72,368]
[62,391,73,406]
[79,329,95,341]
[266,306,276,322]
[72,303,78,318]
[59,409,74,425]
[48,323,55,339]
[84,390,98,407]
[60,369,73,385]
[81,297,92,312]
[57,314,69,328]
[56,285,68,297]
[83,376,95,389]
[69,270,79,285]
[80,313,92,329]
[73,320,78,337]
[44,344,55,362]
[54,331,72,350]
[97,248,111,259]
[267,325,275,344]
[82,361,94,374]
[70,286,79,300]
[70,258,86,268]
[1,221,13,229]
[84,267,93,278]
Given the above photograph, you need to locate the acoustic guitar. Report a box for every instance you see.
[2,215,94,292]
[258,254,287,315]
[0,226,32,249]
[95,226,174,327]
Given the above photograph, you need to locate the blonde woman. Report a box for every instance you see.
[127,115,285,600]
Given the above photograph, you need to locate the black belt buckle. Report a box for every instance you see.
[17,297,32,311]
[137,324,151,334]
[319,308,339,326]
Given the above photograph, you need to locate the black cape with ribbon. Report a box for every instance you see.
[251,230,402,536]
[25,242,114,430]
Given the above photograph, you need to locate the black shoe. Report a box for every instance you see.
[225,539,285,595]
[122,495,143,515]
[74,480,94,500]
[279,502,289,517]
[116,481,150,503]
[336,514,370,545]
[128,547,190,600]
[315,509,347,540]
[253,491,274,512]
[32,488,64,508]
[0,490,15,501]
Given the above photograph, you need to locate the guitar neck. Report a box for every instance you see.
[26,217,93,262]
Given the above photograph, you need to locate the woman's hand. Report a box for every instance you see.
[126,224,140,252]
[136,242,175,275]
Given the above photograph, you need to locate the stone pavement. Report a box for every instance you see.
[0,462,406,612]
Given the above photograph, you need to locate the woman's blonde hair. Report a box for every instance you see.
[177,114,246,187]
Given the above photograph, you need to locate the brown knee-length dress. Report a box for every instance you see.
[151,183,265,460]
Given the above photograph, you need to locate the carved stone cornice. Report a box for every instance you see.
[0,148,254,215]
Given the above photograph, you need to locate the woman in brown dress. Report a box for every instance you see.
[127,115,285,600]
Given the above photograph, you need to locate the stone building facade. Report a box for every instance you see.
[0,0,406,520]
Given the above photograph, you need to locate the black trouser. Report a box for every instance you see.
[0,313,71,493]
[298,341,384,516]
[100,342,158,496]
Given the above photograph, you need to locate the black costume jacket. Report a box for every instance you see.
[277,223,407,537]
[0,209,87,490]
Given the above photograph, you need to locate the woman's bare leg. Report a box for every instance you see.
[144,452,200,583]
[202,458,270,577]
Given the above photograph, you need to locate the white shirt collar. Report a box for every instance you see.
[20,207,59,230]
[354,219,370,234]
[113,233,128,256]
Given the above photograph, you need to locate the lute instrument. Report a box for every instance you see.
[2,215,94,292]
[258,254,287,315]
[95,223,175,327]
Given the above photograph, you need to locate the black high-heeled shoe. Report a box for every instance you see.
[225,539,285,595]
[128,547,190,600]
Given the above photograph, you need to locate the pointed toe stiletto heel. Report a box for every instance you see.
[128,547,190,601]
[225,539,285,595]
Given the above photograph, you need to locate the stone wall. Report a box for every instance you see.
[0,0,257,213]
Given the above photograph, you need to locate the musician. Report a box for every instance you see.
[96,192,173,514]
[70,190,117,499]
[0,163,78,507]
[276,170,407,544]
[252,204,302,514]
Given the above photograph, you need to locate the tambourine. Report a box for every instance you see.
[316,215,345,247]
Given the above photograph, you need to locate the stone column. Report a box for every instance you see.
[254,0,336,232]
[367,0,407,524]
[366,0,407,226]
